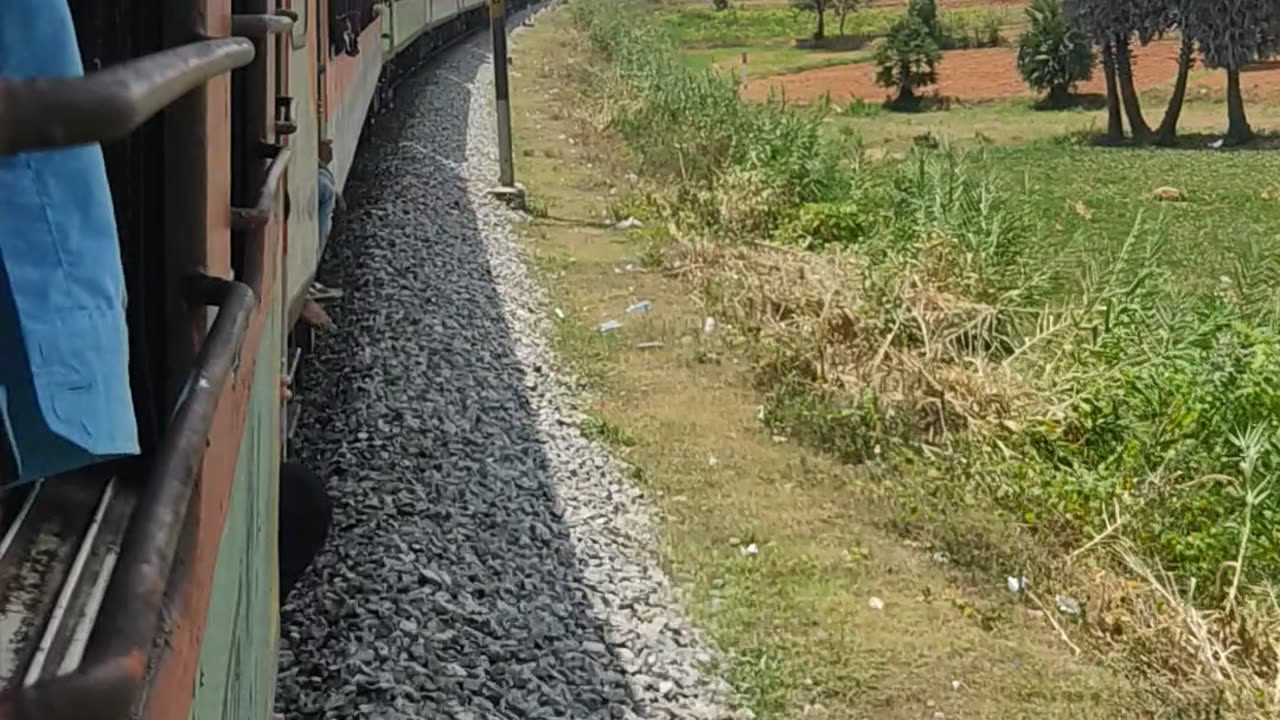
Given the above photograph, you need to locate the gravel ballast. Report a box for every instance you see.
[275,22,739,720]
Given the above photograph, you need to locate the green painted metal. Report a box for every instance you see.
[189,289,283,720]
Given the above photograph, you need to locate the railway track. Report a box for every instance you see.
[274,16,740,720]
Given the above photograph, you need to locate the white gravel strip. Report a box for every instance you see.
[275,21,741,720]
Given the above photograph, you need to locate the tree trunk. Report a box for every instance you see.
[815,7,825,40]
[1101,40,1124,144]
[1047,83,1070,108]
[838,10,846,36]
[1155,34,1193,145]
[897,60,915,105]
[1225,66,1253,145]
[1114,35,1152,142]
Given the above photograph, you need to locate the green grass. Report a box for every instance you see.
[659,5,1019,48]
[829,99,1099,150]
[658,3,1022,78]
[682,42,876,78]
[990,142,1280,289]
[659,7,810,45]
[565,0,1280,711]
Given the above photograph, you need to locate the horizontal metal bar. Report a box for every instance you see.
[231,11,296,37]
[22,480,117,688]
[0,38,255,156]
[231,145,292,231]
[275,96,299,136]
[0,276,256,720]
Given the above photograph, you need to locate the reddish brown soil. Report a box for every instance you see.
[742,41,1280,105]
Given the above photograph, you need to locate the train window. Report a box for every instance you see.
[328,0,378,57]
[290,0,308,50]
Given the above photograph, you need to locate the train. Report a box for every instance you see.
[0,0,526,717]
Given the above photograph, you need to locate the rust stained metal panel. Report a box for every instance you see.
[140,2,286,718]
[323,17,383,188]
[141,216,282,720]
[189,265,282,720]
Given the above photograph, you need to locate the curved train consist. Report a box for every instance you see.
[0,0,523,716]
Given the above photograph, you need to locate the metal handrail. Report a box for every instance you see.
[231,146,293,232]
[0,38,254,156]
[232,145,292,299]
[231,10,297,38]
[0,276,256,720]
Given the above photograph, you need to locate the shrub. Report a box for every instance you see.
[939,13,1002,49]
[578,1,853,231]
[874,15,942,106]
[842,98,883,117]
[777,201,871,249]
[907,0,940,40]
[1016,0,1094,105]
[712,0,731,11]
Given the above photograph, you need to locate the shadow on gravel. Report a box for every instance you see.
[278,30,642,720]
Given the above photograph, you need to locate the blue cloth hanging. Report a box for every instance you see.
[0,0,140,483]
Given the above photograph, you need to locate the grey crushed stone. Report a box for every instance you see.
[275,17,742,720]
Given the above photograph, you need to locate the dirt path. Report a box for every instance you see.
[742,40,1280,105]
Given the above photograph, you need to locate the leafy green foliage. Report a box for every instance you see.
[579,1,853,228]
[1189,0,1280,71]
[777,202,871,249]
[1003,272,1280,588]
[874,15,941,104]
[914,0,1004,50]
[907,0,940,39]
[938,13,1002,49]
[791,0,829,39]
[833,0,859,36]
[1017,0,1095,103]
[656,5,1013,49]
[575,0,1280,620]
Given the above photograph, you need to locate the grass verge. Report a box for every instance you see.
[507,7,1166,720]
[515,1,1280,717]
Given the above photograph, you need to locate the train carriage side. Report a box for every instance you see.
[283,0,322,336]
[322,1,385,191]
[146,1,294,716]
[0,0,544,716]
[281,0,382,343]
[0,0,292,718]
[283,0,500,385]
